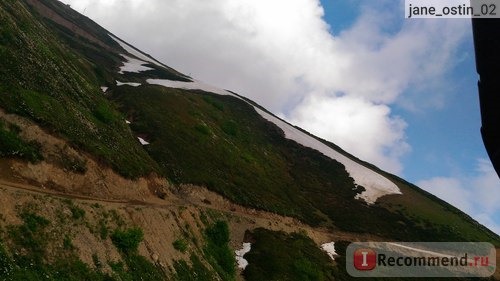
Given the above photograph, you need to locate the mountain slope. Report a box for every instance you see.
[2,0,498,245]
[0,0,498,280]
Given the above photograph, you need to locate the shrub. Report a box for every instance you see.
[243,228,334,281]
[63,235,74,250]
[205,221,230,246]
[173,239,188,253]
[93,103,116,124]
[8,212,50,263]
[204,221,235,280]
[0,120,43,163]
[111,227,144,254]
[70,205,85,220]
[99,221,108,240]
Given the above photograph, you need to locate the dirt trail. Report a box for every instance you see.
[0,177,379,245]
[1,178,498,280]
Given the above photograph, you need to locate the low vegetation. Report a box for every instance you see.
[0,120,42,163]
[204,221,236,280]
[0,0,159,178]
[0,202,168,281]
[1,210,110,281]
[243,228,335,281]
[172,220,236,281]
[110,85,499,243]
[0,4,497,281]
[173,238,188,253]
[111,227,144,254]
[173,254,215,281]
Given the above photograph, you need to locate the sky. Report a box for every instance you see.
[58,0,500,235]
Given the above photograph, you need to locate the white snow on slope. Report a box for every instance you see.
[148,79,230,96]
[125,120,131,124]
[137,137,150,145]
[235,243,251,269]
[254,107,401,204]
[119,55,154,74]
[108,35,401,203]
[110,34,164,67]
[145,78,401,204]
[116,81,141,87]
[101,86,108,93]
[321,242,337,261]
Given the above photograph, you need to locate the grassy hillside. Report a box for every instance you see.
[0,0,497,271]
[109,85,499,244]
[0,186,242,281]
[243,228,336,281]
[0,0,159,178]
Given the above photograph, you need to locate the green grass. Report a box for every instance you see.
[0,206,166,281]
[0,0,497,256]
[70,205,85,220]
[7,211,50,263]
[378,176,500,244]
[173,238,188,253]
[111,85,352,226]
[0,120,42,163]
[173,254,216,281]
[171,220,236,281]
[110,227,144,254]
[108,85,500,243]
[204,221,235,280]
[109,254,165,281]
[243,228,335,281]
[2,211,111,281]
[0,0,159,178]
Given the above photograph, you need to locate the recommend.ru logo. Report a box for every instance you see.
[346,242,496,277]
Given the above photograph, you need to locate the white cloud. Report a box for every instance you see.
[59,0,468,174]
[417,159,500,235]
[288,95,409,173]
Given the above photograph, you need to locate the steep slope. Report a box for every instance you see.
[0,0,160,178]
[105,37,497,242]
[2,0,498,244]
[0,0,498,280]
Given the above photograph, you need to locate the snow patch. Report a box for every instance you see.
[125,120,131,124]
[116,81,141,87]
[321,242,337,261]
[147,79,231,96]
[235,243,251,269]
[119,55,154,74]
[100,86,108,93]
[110,34,163,67]
[141,78,401,204]
[254,108,401,204]
[137,137,150,145]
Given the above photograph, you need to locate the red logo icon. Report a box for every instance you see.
[354,248,377,270]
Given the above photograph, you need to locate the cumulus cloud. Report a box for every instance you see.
[288,95,409,173]
[59,0,468,174]
[417,159,500,235]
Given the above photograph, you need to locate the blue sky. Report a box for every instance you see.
[320,0,487,181]
[60,0,499,234]
[319,0,499,233]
